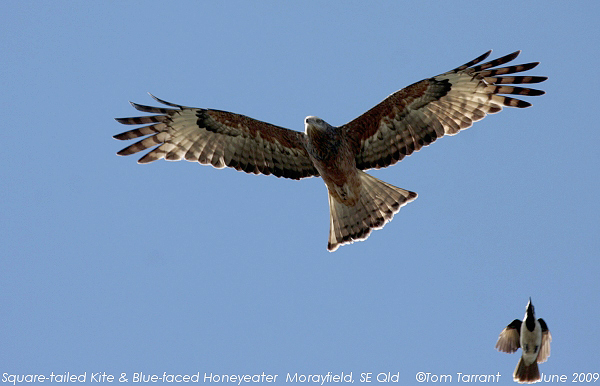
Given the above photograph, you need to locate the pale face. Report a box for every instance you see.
[304,116,328,134]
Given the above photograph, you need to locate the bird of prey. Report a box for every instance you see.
[114,50,546,252]
[496,298,552,383]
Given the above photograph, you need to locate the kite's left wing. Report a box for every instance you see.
[344,51,547,171]
[114,95,319,180]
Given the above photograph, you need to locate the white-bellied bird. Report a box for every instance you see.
[496,298,552,383]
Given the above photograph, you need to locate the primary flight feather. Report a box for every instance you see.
[114,50,546,251]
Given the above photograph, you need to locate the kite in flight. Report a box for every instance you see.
[114,50,546,252]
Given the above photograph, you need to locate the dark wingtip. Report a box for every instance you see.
[147,93,186,108]
[508,50,521,59]
[481,50,493,59]
[518,100,533,108]
[130,101,146,111]
[477,50,493,64]
[113,131,130,140]
[471,50,493,64]
[452,50,493,72]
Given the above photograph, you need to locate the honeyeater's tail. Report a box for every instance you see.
[513,357,541,384]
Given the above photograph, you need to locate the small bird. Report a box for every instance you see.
[496,298,552,383]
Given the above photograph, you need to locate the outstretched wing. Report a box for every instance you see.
[114,95,318,180]
[344,51,547,170]
[537,318,552,363]
[495,319,522,354]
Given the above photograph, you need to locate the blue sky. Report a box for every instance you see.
[1,1,598,384]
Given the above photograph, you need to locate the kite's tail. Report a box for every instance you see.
[327,171,417,252]
[513,357,540,384]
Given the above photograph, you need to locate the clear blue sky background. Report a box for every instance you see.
[1,1,598,384]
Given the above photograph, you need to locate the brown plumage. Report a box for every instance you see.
[114,50,546,251]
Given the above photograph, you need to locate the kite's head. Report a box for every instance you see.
[304,116,331,136]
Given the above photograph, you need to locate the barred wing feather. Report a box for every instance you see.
[114,95,318,180]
